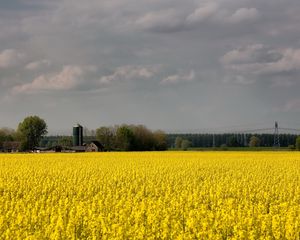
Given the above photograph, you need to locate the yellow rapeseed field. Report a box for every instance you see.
[0,152,299,239]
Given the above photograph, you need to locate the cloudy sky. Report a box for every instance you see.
[1,0,300,134]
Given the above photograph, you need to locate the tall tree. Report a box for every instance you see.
[181,139,191,151]
[0,129,6,150]
[0,128,16,148]
[175,137,183,149]
[131,125,155,151]
[17,116,48,151]
[116,125,135,151]
[153,130,168,151]
[96,126,115,151]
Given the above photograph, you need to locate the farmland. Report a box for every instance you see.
[0,152,299,239]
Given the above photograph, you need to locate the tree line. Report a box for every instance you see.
[167,133,300,149]
[1,115,300,151]
[0,115,168,151]
[96,125,167,151]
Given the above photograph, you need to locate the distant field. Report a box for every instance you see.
[0,152,299,239]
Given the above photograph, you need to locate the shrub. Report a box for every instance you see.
[220,144,228,151]
[296,137,300,151]
[288,145,295,150]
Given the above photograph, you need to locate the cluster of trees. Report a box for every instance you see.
[40,136,73,148]
[168,133,300,149]
[96,125,167,151]
[0,116,48,151]
[0,128,17,148]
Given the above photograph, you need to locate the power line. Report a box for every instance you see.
[279,128,300,132]
[169,122,300,135]
[230,128,274,134]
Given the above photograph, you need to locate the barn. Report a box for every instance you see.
[86,141,104,152]
[2,141,20,152]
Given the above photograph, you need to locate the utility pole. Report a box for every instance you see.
[273,121,280,148]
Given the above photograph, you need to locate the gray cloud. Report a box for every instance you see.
[1,0,300,131]
[221,44,300,80]
[283,99,300,112]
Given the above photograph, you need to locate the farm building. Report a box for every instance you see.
[34,146,63,153]
[34,124,104,153]
[70,145,87,152]
[2,141,20,152]
[86,141,104,152]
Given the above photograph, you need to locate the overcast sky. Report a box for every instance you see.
[1,0,300,134]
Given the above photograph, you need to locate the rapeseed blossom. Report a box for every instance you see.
[0,152,299,239]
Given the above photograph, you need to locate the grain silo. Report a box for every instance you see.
[73,124,83,146]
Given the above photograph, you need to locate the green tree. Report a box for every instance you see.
[0,128,16,149]
[181,139,191,151]
[220,144,228,150]
[296,136,300,151]
[0,129,6,150]
[116,125,135,151]
[17,116,48,151]
[96,126,115,151]
[175,137,183,149]
[153,130,168,151]
[131,125,155,151]
[249,136,261,147]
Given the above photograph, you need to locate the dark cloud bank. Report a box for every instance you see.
[1,0,300,133]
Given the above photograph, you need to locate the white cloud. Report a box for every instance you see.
[100,65,160,85]
[12,65,87,94]
[133,3,259,32]
[25,59,52,70]
[186,4,259,26]
[186,3,219,24]
[160,70,195,85]
[0,49,25,68]
[228,8,259,23]
[135,9,184,32]
[221,44,267,65]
